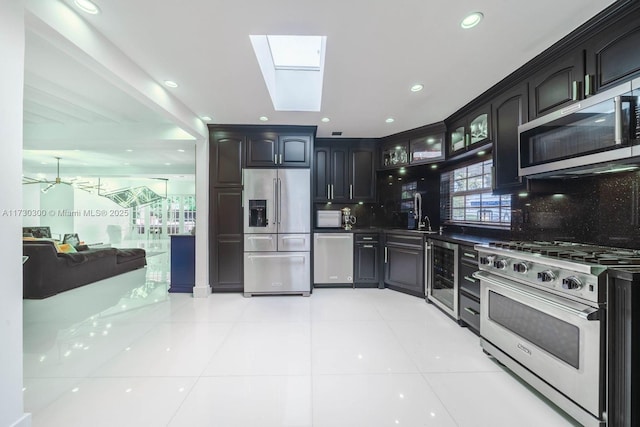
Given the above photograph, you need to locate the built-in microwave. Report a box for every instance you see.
[518,77,640,178]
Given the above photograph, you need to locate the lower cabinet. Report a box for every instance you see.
[459,293,480,333]
[458,245,480,334]
[354,233,381,288]
[210,187,243,292]
[384,233,424,297]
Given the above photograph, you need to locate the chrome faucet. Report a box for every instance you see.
[423,215,432,232]
[414,192,425,230]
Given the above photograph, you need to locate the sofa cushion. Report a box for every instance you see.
[116,248,146,263]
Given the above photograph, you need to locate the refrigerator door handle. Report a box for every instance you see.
[273,178,278,226]
[278,178,282,225]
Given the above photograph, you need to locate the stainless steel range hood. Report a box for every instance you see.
[518,77,640,179]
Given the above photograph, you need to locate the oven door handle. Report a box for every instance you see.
[472,271,600,321]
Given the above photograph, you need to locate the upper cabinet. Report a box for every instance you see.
[380,140,409,169]
[528,50,585,119]
[448,105,491,157]
[584,13,640,94]
[314,139,376,203]
[209,130,244,187]
[410,133,445,164]
[492,82,528,194]
[380,123,445,169]
[245,132,312,168]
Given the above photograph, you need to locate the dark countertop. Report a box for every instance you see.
[313,227,497,246]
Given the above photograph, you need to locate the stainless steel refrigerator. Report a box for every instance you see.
[243,168,311,296]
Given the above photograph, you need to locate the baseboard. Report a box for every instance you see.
[192,285,211,298]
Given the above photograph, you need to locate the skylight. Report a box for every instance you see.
[267,35,322,70]
[250,35,327,112]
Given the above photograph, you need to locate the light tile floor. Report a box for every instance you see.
[23,251,580,426]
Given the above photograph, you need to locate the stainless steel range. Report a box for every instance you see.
[472,241,640,427]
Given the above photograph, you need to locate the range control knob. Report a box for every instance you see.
[479,256,494,266]
[537,270,556,282]
[562,276,583,290]
[493,259,508,270]
[513,262,528,273]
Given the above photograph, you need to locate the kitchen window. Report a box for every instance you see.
[441,159,511,227]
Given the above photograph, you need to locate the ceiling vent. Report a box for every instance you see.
[331,131,343,136]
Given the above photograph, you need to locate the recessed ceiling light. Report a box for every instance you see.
[124,163,130,166]
[164,80,178,88]
[201,116,212,121]
[321,117,330,123]
[74,0,100,15]
[40,162,47,165]
[165,163,171,166]
[461,12,483,29]
[177,149,185,152]
[126,149,133,152]
[410,84,424,92]
[385,118,395,123]
[259,116,269,121]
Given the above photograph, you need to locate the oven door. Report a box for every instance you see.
[475,271,603,418]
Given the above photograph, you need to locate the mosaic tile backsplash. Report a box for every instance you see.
[512,172,640,249]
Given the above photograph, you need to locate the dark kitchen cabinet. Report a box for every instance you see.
[354,233,381,288]
[492,82,528,194]
[380,140,409,169]
[245,133,311,168]
[448,105,491,157]
[409,133,445,164]
[245,132,277,167]
[458,245,480,334]
[384,233,424,297]
[210,187,243,292]
[314,139,375,203]
[349,144,376,201]
[584,10,640,94]
[528,50,585,119]
[210,130,243,186]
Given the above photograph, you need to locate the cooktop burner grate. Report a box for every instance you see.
[487,241,640,266]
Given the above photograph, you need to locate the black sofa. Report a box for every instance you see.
[23,240,147,299]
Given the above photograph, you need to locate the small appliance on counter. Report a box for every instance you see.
[316,210,342,228]
[341,207,356,230]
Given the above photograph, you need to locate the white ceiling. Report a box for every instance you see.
[23,0,616,177]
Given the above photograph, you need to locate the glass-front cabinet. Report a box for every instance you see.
[381,123,446,169]
[381,141,409,168]
[410,133,445,163]
[449,105,492,157]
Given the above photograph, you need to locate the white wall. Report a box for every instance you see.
[39,184,74,238]
[73,189,132,244]
[0,0,31,425]
[21,184,41,227]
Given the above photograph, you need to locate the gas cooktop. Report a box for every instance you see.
[487,240,640,266]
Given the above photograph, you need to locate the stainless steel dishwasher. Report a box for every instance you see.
[313,233,353,286]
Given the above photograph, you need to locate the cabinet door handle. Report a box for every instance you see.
[465,133,470,146]
[464,307,480,316]
[350,184,353,200]
[384,247,388,263]
[331,185,334,200]
[464,275,477,283]
[572,80,579,101]
[274,154,278,165]
[463,252,476,259]
[363,244,374,248]
[279,154,282,164]
[327,185,331,200]
[584,74,593,97]
[362,237,373,240]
